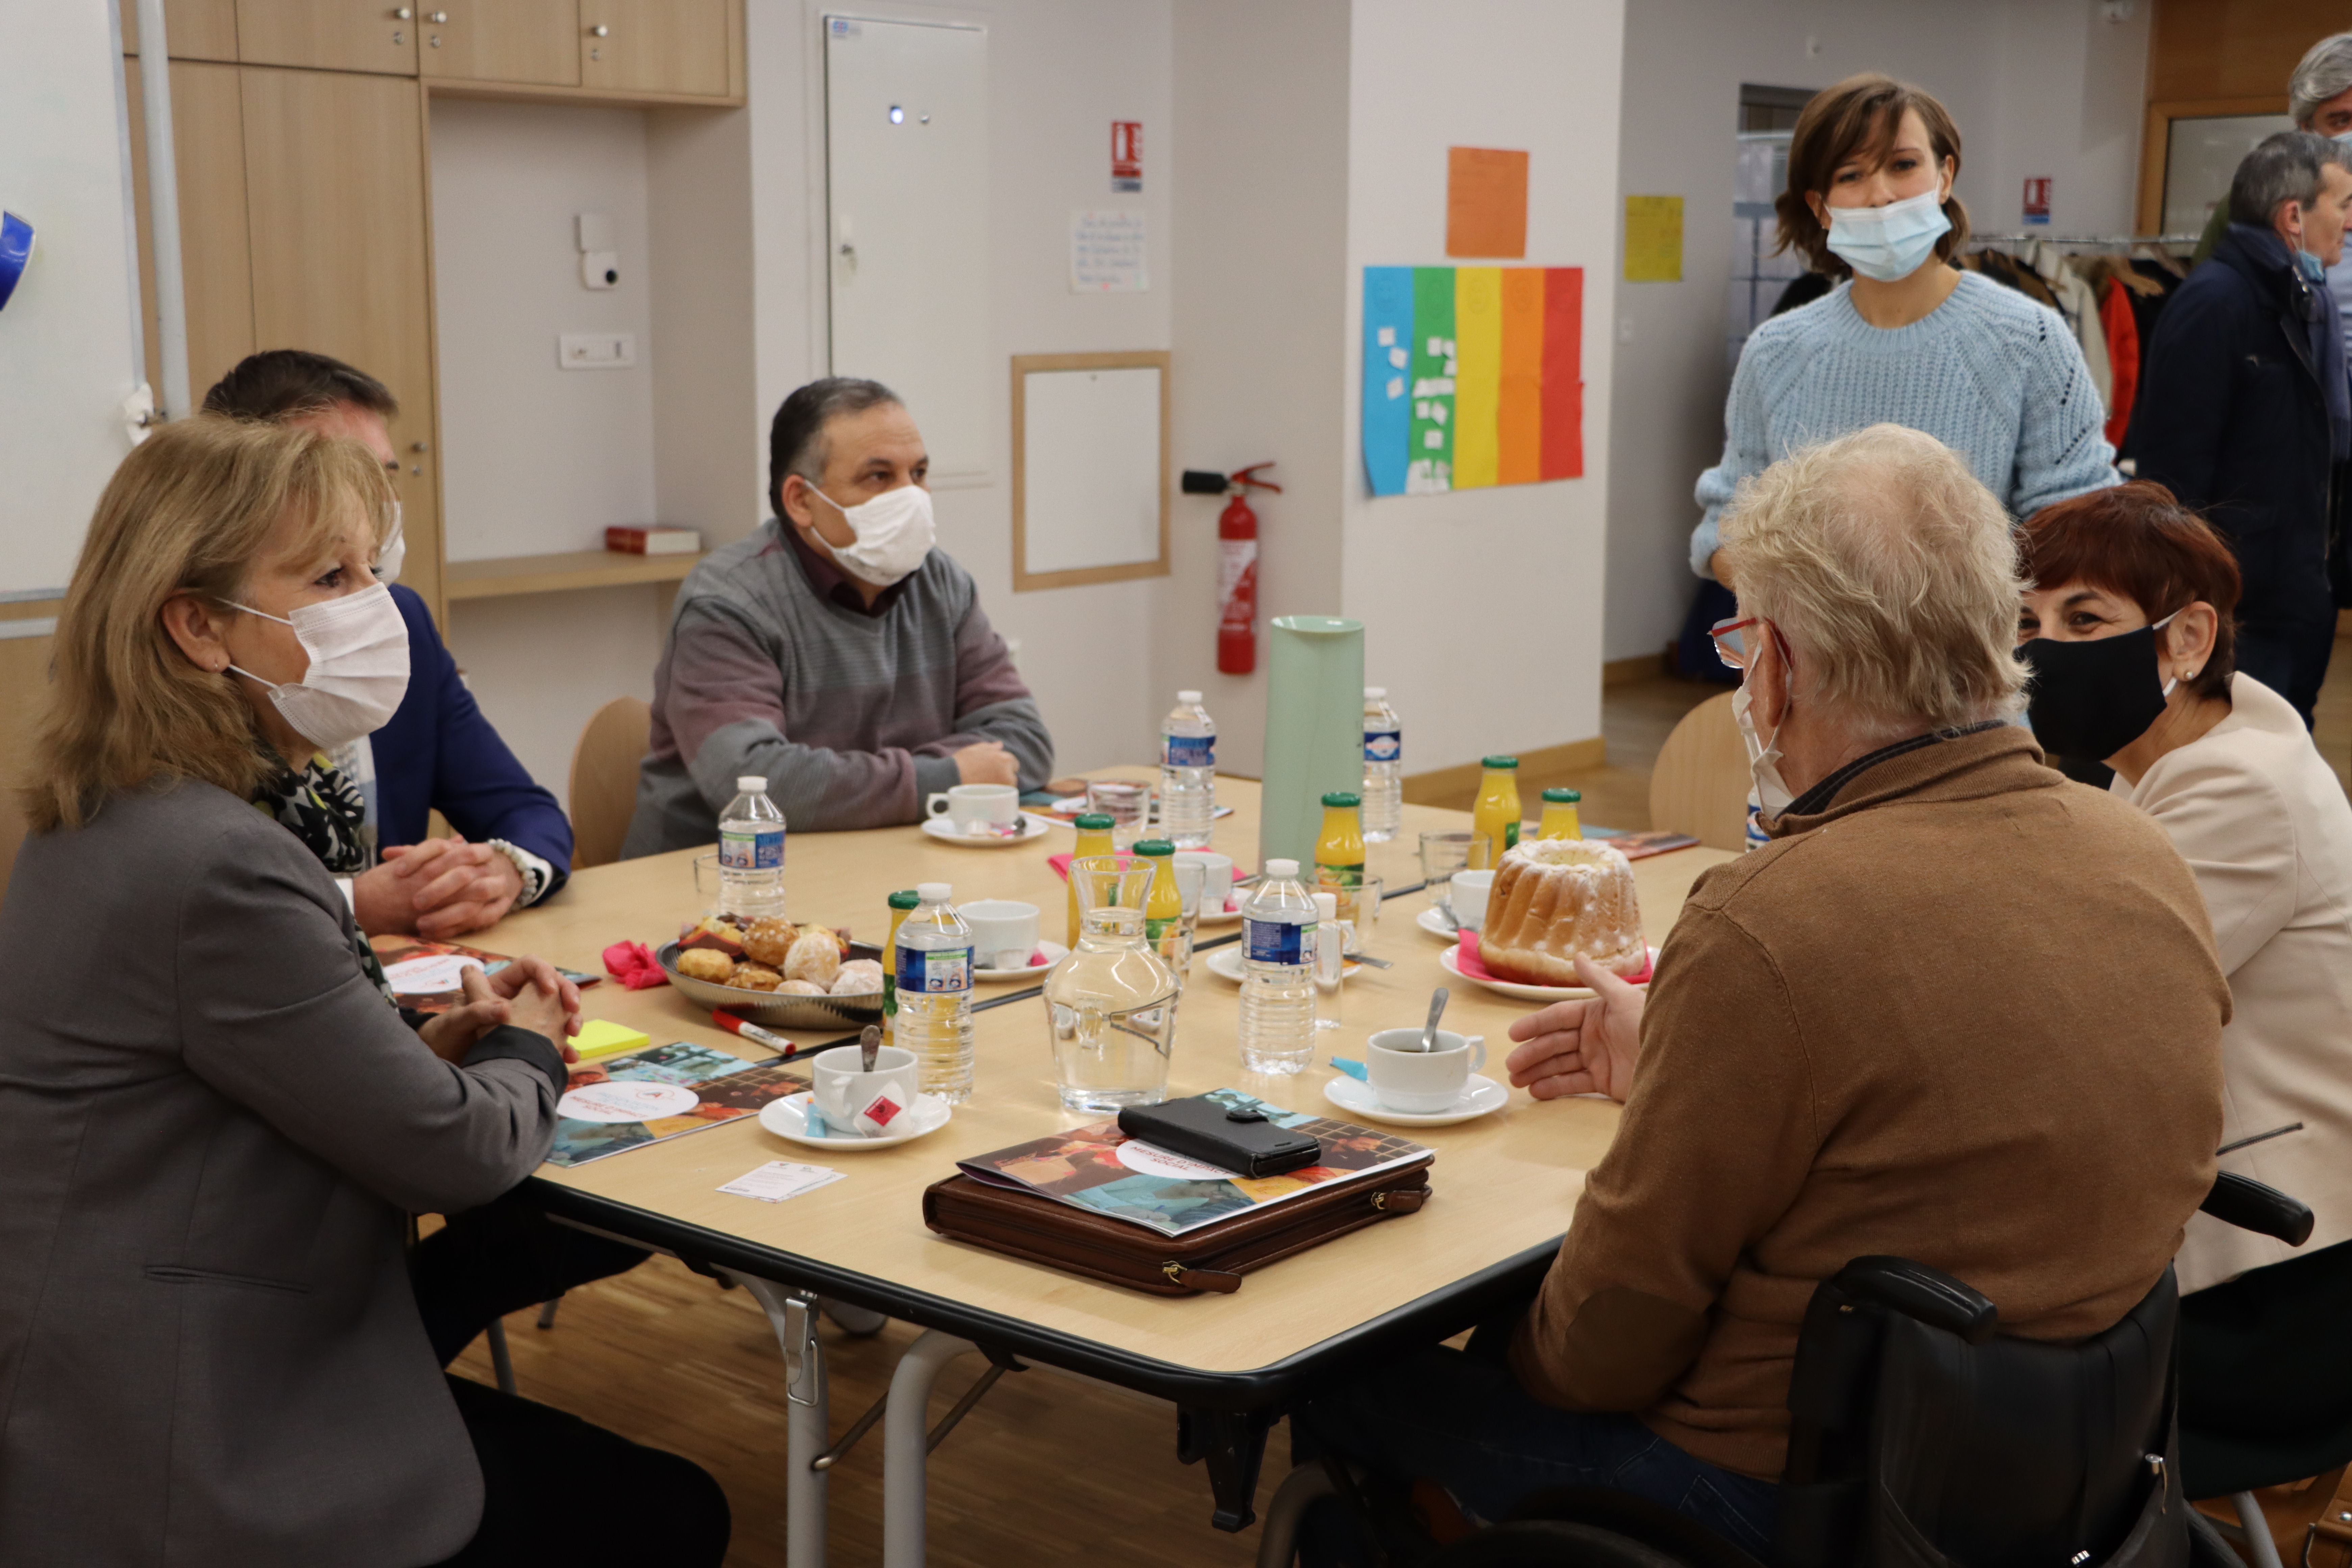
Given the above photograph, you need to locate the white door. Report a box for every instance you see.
[825,14,988,480]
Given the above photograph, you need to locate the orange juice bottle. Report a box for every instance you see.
[1538,787,1583,840]
[1067,813,1116,948]
[1315,791,1366,890]
[1135,839,1183,947]
[1470,757,1521,866]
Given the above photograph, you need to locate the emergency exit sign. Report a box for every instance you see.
[1112,121,1142,192]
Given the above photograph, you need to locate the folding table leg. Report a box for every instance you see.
[737,1276,829,1568]
[882,1330,980,1568]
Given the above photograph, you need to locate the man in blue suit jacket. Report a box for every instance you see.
[204,351,573,937]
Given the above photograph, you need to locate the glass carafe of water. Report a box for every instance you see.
[1046,855,1180,1111]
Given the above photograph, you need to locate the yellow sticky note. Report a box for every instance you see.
[569,1019,651,1061]
[1623,195,1684,283]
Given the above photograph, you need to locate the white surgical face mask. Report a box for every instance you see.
[223,581,411,752]
[373,500,405,585]
[1733,670,1796,829]
[808,481,936,588]
[1824,186,1952,284]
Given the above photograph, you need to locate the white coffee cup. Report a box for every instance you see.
[1174,850,1235,914]
[925,782,1020,828]
[1365,1028,1487,1113]
[957,898,1040,972]
[1448,869,1496,932]
[813,1044,922,1136]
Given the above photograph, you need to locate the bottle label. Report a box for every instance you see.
[1363,728,1400,763]
[896,945,972,994]
[1245,916,1314,965]
[1506,822,1520,852]
[1163,734,1214,768]
[720,824,785,870]
[1317,861,1364,890]
[1146,915,1178,946]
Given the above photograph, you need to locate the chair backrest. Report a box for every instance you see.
[567,696,652,870]
[1647,691,1749,851]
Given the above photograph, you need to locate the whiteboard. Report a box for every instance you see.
[0,1,144,596]
[1012,353,1168,591]
[824,15,989,480]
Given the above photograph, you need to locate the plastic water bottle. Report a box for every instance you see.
[1237,858,1318,1074]
[1361,686,1402,842]
[893,882,975,1103]
[718,775,787,919]
[1160,690,1217,848]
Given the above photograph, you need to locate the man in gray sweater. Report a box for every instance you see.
[625,378,1054,850]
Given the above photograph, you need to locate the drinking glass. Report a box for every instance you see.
[692,852,725,915]
[1044,856,1180,1111]
[1419,831,1485,923]
[1085,780,1150,849]
[1165,857,1206,990]
[1325,873,1382,941]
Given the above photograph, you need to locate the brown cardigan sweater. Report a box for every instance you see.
[1509,727,2228,1480]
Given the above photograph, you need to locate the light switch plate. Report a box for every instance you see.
[559,332,636,370]
[576,212,615,252]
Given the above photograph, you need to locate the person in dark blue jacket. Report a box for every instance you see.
[2131,131,2352,725]
[202,351,573,936]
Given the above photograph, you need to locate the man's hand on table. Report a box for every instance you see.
[953,740,1020,786]
[417,958,582,1065]
[1505,957,1645,1103]
[357,834,526,940]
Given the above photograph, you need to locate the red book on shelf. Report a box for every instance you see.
[605,525,701,556]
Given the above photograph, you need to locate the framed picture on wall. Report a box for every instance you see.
[1010,350,1171,592]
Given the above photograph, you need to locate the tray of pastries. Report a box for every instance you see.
[659,914,888,1029]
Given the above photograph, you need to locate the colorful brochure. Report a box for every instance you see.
[546,1041,808,1168]
[370,938,601,1012]
[956,1088,1430,1237]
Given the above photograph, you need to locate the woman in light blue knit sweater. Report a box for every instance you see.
[1691,74,2117,582]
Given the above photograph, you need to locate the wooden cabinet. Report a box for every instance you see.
[124,60,256,404]
[240,67,443,613]
[121,0,240,62]
[419,0,581,86]
[236,0,417,75]
[581,0,728,97]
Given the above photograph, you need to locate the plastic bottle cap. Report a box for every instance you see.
[1365,686,1386,698]
[737,776,769,792]
[1314,892,1338,919]
[1542,788,1583,803]
[1265,858,1299,878]
[917,882,951,904]
[1321,790,1362,808]
[888,889,922,910]
[1481,756,1520,770]
[1133,839,1175,856]
[1073,812,1116,830]
[1176,689,1202,704]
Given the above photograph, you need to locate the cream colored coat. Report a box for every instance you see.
[2114,673,2352,1293]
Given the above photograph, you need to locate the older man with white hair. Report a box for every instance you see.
[1291,426,2228,1563]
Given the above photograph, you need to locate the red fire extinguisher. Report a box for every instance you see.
[1183,462,1280,675]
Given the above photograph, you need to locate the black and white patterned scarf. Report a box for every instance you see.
[253,754,398,1006]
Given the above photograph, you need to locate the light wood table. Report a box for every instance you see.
[484,776,1732,1567]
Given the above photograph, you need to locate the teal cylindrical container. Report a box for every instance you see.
[1259,615,1366,872]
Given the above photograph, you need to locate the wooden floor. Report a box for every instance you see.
[452,646,2352,1567]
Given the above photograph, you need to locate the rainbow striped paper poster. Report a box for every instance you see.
[1362,265,1584,496]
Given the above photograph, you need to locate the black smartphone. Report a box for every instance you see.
[1117,1095,1321,1178]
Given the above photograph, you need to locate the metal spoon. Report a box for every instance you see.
[1342,950,1392,970]
[1417,987,1450,1053]
[1432,891,1460,933]
[859,1023,881,1073]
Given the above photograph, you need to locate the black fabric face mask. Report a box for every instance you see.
[2019,613,2177,764]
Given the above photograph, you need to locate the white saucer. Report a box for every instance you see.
[918,812,1053,848]
[1204,946,1359,983]
[1416,906,1465,941]
[1323,1072,1509,1127]
[1195,898,1244,926]
[974,939,1067,982]
[1437,943,1658,1002]
[758,1090,952,1149]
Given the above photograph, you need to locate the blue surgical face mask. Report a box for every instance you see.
[2299,247,2329,281]
[1824,187,1953,284]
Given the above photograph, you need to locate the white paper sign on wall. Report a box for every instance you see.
[1071,209,1147,293]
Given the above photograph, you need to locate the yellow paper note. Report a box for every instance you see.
[1452,267,1503,490]
[569,1018,652,1061]
[1623,195,1684,283]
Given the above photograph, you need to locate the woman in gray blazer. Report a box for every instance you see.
[0,418,728,1566]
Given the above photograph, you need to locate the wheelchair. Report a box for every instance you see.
[1260,1171,2313,1568]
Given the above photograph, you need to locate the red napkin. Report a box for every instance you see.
[602,939,669,990]
[1455,931,1653,986]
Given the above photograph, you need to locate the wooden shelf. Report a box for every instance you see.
[444,549,703,601]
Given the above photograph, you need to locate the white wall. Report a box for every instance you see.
[448,588,663,800]
[1603,0,2151,663]
[429,98,657,562]
[1340,0,1626,773]
[745,0,1177,776]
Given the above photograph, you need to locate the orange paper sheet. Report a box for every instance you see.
[1496,269,1546,486]
[1447,147,1529,259]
